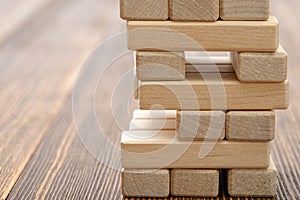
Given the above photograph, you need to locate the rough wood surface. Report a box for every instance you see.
[226,111,275,141]
[136,51,185,81]
[139,73,289,110]
[177,111,225,141]
[121,131,270,169]
[170,0,219,22]
[231,45,288,82]
[127,17,279,52]
[171,169,219,197]
[220,0,269,20]
[227,158,277,197]
[122,169,170,197]
[120,0,168,20]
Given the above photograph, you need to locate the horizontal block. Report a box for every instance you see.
[171,169,219,197]
[120,0,168,20]
[177,111,225,140]
[121,131,270,169]
[139,73,289,110]
[226,111,275,141]
[122,169,170,197]
[127,17,278,51]
[129,119,175,130]
[231,45,288,82]
[227,158,277,197]
[136,51,185,81]
[186,64,234,73]
[220,0,269,21]
[170,0,219,22]
[133,110,176,119]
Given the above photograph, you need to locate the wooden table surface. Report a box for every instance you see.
[0,0,299,199]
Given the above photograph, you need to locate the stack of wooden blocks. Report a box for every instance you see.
[120,0,289,198]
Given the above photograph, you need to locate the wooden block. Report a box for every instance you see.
[171,169,219,197]
[177,111,225,140]
[226,111,275,141]
[227,158,278,197]
[136,51,185,81]
[122,169,170,197]
[220,0,269,21]
[120,0,168,20]
[121,131,270,169]
[133,110,176,119]
[231,45,288,82]
[186,64,234,73]
[127,17,279,52]
[129,119,175,130]
[139,73,289,110]
[170,0,219,22]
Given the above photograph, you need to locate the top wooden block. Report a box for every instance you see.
[127,17,279,52]
[120,0,168,20]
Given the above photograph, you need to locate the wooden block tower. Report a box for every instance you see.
[119,0,289,197]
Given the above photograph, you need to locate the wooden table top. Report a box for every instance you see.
[0,0,299,199]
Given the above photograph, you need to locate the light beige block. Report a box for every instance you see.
[122,169,170,197]
[186,64,234,73]
[121,131,270,169]
[129,119,175,130]
[127,17,279,52]
[226,111,275,141]
[220,0,269,20]
[120,0,168,20]
[170,0,219,22]
[177,111,225,140]
[171,169,219,197]
[136,51,185,81]
[231,45,288,82]
[133,110,176,119]
[227,158,278,197]
[139,73,289,110]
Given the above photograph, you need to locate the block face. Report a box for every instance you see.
[177,111,225,140]
[220,0,269,20]
[121,131,270,169]
[170,0,219,22]
[171,169,219,197]
[139,73,289,110]
[232,45,288,82]
[227,159,278,197]
[136,51,185,81]
[127,17,279,52]
[226,111,275,141]
[122,169,170,197]
[120,0,168,20]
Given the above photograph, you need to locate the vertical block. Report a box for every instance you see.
[220,0,269,20]
[171,169,219,197]
[177,111,225,140]
[227,158,278,197]
[136,51,185,81]
[120,0,168,20]
[122,169,170,197]
[226,111,275,141]
[231,45,288,82]
[170,0,219,22]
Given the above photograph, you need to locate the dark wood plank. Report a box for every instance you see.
[0,0,123,198]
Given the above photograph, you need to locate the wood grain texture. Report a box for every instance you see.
[170,0,219,22]
[122,169,170,197]
[121,131,270,169]
[226,111,275,142]
[177,111,225,141]
[136,51,185,81]
[139,73,289,110]
[231,45,288,82]
[186,64,234,73]
[220,0,269,20]
[171,169,219,197]
[120,0,168,20]
[127,17,279,52]
[227,158,277,197]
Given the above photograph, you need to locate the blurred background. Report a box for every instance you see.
[0,0,299,199]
